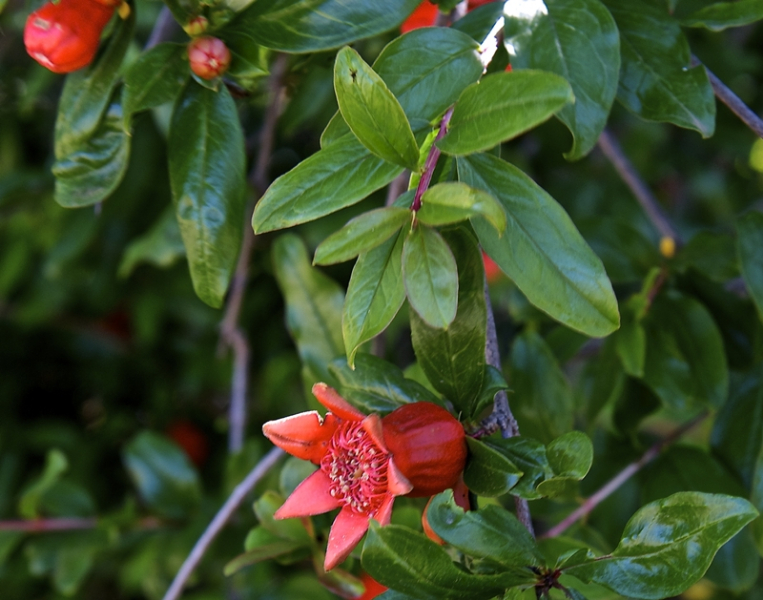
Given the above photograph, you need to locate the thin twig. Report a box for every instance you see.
[144,7,181,50]
[540,411,709,540]
[162,447,284,600]
[220,54,289,454]
[411,106,454,212]
[597,129,680,244]
[480,281,534,537]
[691,56,763,139]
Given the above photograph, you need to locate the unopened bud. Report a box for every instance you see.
[188,36,231,80]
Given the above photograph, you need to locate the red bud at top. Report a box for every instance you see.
[24,0,115,74]
[188,36,231,80]
[184,16,209,37]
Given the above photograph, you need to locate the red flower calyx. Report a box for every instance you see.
[188,36,231,80]
[24,0,115,74]
[262,383,467,570]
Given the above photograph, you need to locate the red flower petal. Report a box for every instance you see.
[262,410,339,464]
[361,414,389,452]
[325,505,371,571]
[386,458,413,496]
[274,468,343,519]
[313,383,366,421]
[373,493,395,526]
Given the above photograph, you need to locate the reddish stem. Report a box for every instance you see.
[411,106,455,212]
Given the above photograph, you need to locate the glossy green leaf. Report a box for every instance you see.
[426,491,544,570]
[118,206,186,278]
[218,34,271,91]
[537,431,593,497]
[54,10,135,157]
[566,492,758,599]
[490,437,552,500]
[417,182,506,233]
[681,0,763,31]
[642,291,728,411]
[602,0,715,136]
[52,102,131,208]
[463,437,524,497]
[504,0,620,159]
[403,226,458,329]
[122,431,201,519]
[19,449,68,519]
[458,153,619,337]
[471,365,511,417]
[451,2,505,42]
[122,43,188,121]
[510,331,574,444]
[334,47,419,170]
[438,71,574,156]
[168,82,246,308]
[223,0,421,53]
[342,231,406,367]
[273,235,344,386]
[409,228,486,416]
[224,531,305,576]
[253,134,403,233]
[737,211,763,321]
[314,207,409,265]
[362,522,527,600]
[329,353,441,415]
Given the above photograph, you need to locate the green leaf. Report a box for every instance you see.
[314,207,409,265]
[122,43,188,121]
[224,532,306,575]
[342,230,406,367]
[537,431,593,497]
[463,437,524,497]
[52,101,131,208]
[737,211,763,321]
[417,182,506,233]
[675,230,739,282]
[362,522,525,600]
[169,82,246,308]
[642,291,728,411]
[253,134,403,233]
[504,0,620,160]
[510,331,574,444]
[54,10,135,157]
[566,492,758,599]
[458,153,619,337]
[334,47,419,170]
[19,449,68,519]
[403,225,458,329]
[122,431,201,519]
[472,365,511,417]
[272,234,345,386]
[438,71,574,156]
[487,437,552,500]
[426,491,545,571]
[602,0,716,137]
[451,2,505,42]
[254,491,313,543]
[223,0,421,53]
[681,0,763,31]
[614,304,646,377]
[409,228,486,416]
[329,353,441,415]
[118,206,186,278]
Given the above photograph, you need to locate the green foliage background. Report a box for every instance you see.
[1,0,763,598]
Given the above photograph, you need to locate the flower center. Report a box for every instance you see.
[320,421,389,515]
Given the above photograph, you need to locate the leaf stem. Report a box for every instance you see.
[411,106,454,212]
[597,129,680,245]
[691,55,763,139]
[539,411,709,540]
[219,54,289,454]
[162,447,284,600]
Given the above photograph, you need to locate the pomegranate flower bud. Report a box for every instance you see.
[24,0,115,74]
[262,383,467,571]
[184,16,209,37]
[188,36,231,80]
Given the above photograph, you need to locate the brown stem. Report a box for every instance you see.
[162,447,284,600]
[219,54,289,454]
[691,56,763,139]
[540,411,709,540]
[480,280,534,537]
[597,129,680,244]
[411,106,454,212]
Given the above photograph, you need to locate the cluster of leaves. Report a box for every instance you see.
[1,0,763,598]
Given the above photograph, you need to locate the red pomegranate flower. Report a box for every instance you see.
[400,1,438,33]
[263,383,467,570]
[24,0,115,74]
[188,36,231,80]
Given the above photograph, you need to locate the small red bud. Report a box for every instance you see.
[24,0,115,74]
[188,36,231,80]
[184,16,209,37]
[382,402,467,497]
